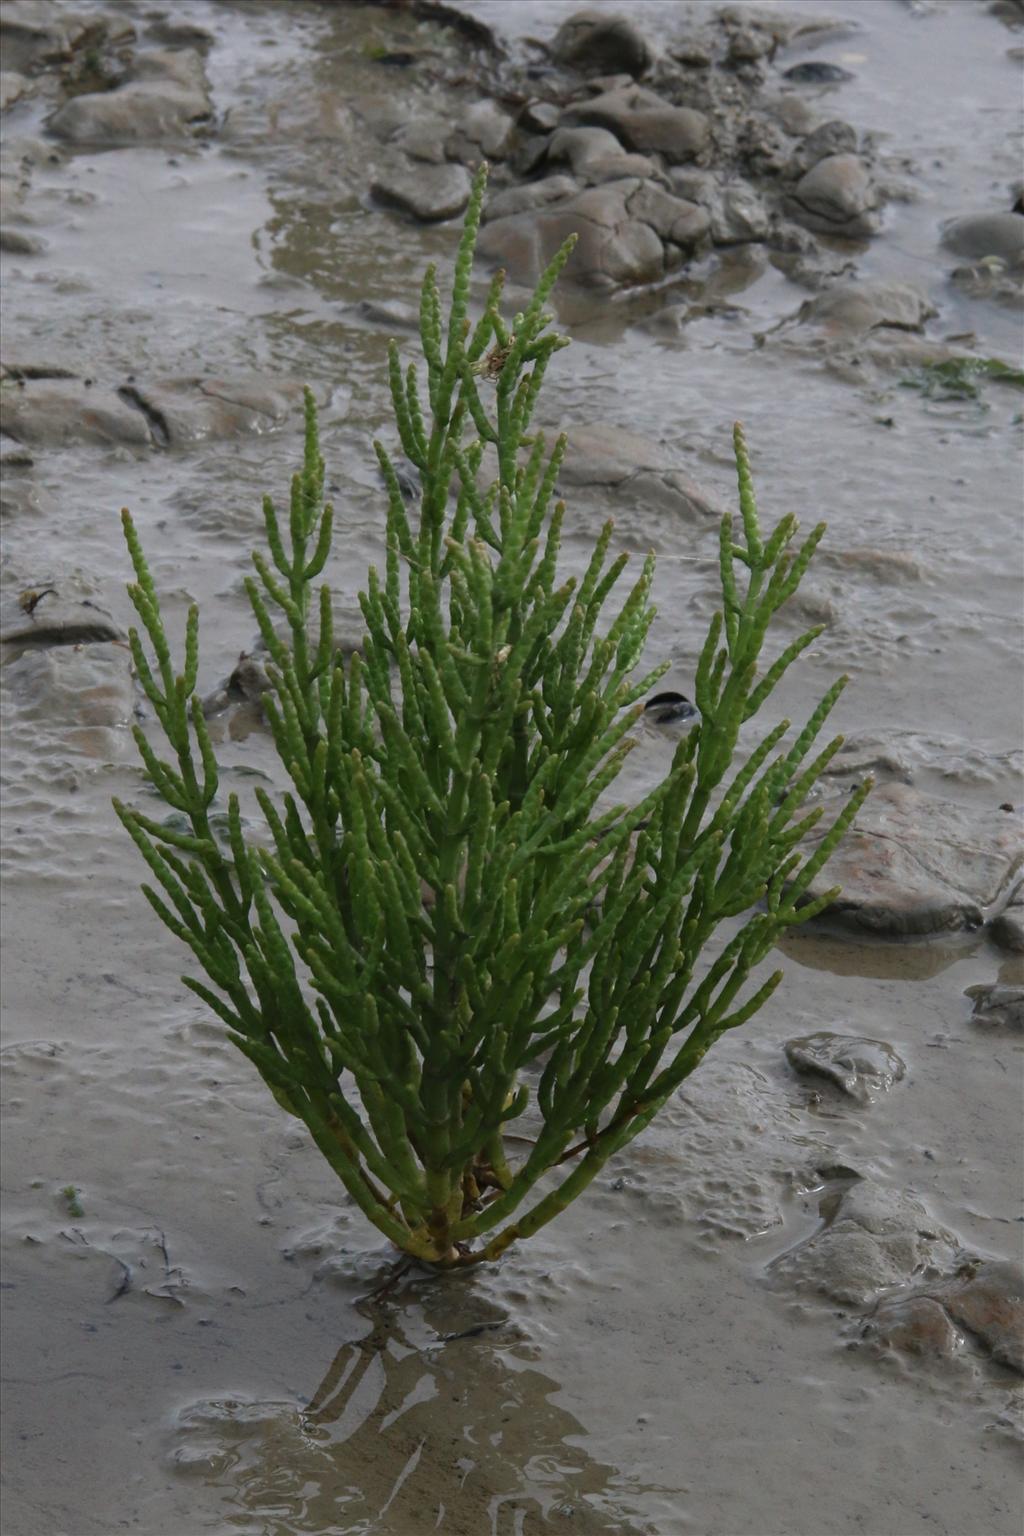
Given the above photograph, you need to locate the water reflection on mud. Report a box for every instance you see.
[171,1288,643,1535]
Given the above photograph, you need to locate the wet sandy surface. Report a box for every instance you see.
[2,2,1022,1533]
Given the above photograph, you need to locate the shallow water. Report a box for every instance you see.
[2,1,1023,1533]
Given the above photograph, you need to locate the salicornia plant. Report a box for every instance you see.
[115,167,868,1268]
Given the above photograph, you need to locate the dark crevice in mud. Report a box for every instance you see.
[1,364,79,381]
[116,384,170,448]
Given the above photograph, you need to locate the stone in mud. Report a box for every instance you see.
[48,48,212,145]
[765,93,818,139]
[714,188,769,245]
[479,177,706,289]
[0,374,306,449]
[949,260,1024,310]
[932,1260,1024,1375]
[736,114,791,180]
[0,588,123,651]
[792,118,859,178]
[550,10,653,78]
[546,125,657,184]
[203,602,367,728]
[626,180,711,247]
[562,85,709,163]
[724,5,849,50]
[829,332,964,380]
[0,0,109,74]
[0,468,53,520]
[546,123,621,166]
[784,60,854,85]
[669,169,772,245]
[0,225,45,254]
[964,983,1024,1030]
[3,642,135,756]
[558,423,728,522]
[520,100,560,135]
[861,1295,966,1362]
[709,184,770,245]
[941,212,1024,263]
[117,375,308,447]
[387,112,451,165]
[354,296,420,332]
[784,1032,906,1105]
[769,1183,958,1307]
[506,132,551,179]
[446,99,516,163]
[145,19,215,52]
[788,154,878,239]
[990,898,1024,954]
[483,175,579,223]
[797,280,935,336]
[371,160,472,223]
[822,731,1022,791]
[726,24,776,65]
[865,1260,1024,1375]
[796,782,1024,937]
[475,179,684,290]
[670,36,713,70]
[0,71,33,111]
[0,379,153,449]
[820,546,925,584]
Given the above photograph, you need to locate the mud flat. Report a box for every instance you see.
[1,2,1022,1533]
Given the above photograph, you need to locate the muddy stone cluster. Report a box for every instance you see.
[368,4,893,289]
[1,1,1021,942]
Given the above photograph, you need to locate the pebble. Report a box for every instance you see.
[797,280,935,336]
[769,1182,958,1308]
[0,70,33,110]
[788,153,879,238]
[563,84,709,163]
[990,898,1024,954]
[783,61,854,84]
[797,782,1024,938]
[520,100,560,135]
[861,1294,966,1361]
[1,587,124,651]
[964,983,1024,1030]
[3,641,136,758]
[371,160,472,224]
[0,379,153,449]
[479,177,709,290]
[558,422,728,522]
[446,99,516,163]
[0,373,309,450]
[934,1260,1024,1374]
[787,119,858,178]
[550,9,653,79]
[0,1,109,74]
[784,1032,907,1105]
[940,211,1024,263]
[546,125,657,183]
[48,48,213,145]
[864,1260,1024,1376]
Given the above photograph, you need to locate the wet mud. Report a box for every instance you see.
[2,1,1022,1533]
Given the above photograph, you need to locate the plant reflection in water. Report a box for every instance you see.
[172,1284,653,1535]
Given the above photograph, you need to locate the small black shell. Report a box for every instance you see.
[643,691,698,726]
[783,61,854,84]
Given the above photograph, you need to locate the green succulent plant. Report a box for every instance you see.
[115,167,868,1269]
